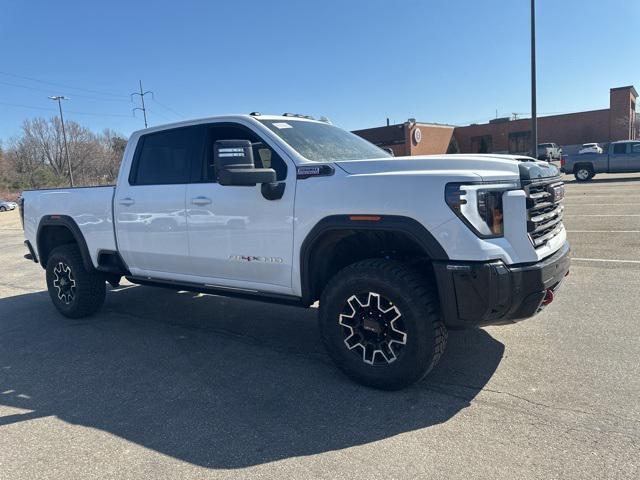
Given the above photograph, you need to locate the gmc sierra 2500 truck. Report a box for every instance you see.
[20,114,570,390]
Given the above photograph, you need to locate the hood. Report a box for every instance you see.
[335,154,558,183]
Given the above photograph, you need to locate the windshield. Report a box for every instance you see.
[259,119,391,162]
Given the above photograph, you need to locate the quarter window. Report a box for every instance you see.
[131,126,204,185]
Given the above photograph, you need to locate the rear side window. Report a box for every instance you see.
[612,143,627,154]
[130,126,204,185]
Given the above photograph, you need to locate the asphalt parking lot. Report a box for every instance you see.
[1,173,639,479]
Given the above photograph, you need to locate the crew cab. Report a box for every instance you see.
[20,114,570,390]
[562,140,640,181]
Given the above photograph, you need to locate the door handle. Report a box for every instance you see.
[191,196,212,206]
[119,197,135,206]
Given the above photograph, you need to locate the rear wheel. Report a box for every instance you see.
[574,165,594,182]
[0,206,6,212]
[46,245,106,318]
[319,259,447,390]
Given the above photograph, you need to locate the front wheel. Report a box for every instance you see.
[46,245,106,318]
[319,259,447,390]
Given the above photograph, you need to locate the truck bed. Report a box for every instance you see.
[22,185,117,268]
[563,152,609,173]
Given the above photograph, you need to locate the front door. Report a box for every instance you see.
[115,125,204,277]
[185,122,295,293]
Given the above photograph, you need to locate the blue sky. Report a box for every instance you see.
[0,0,638,140]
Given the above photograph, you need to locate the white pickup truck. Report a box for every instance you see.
[20,113,570,389]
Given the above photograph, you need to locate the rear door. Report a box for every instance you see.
[115,125,204,277]
[185,121,295,293]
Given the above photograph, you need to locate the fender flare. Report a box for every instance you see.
[573,162,595,172]
[36,215,94,271]
[299,214,449,304]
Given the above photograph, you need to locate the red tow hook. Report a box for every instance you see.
[542,289,554,306]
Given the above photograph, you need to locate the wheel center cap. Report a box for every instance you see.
[362,317,383,334]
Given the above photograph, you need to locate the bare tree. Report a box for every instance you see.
[0,117,127,194]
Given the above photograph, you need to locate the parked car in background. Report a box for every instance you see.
[578,143,603,154]
[0,200,18,212]
[537,143,562,161]
[561,140,640,181]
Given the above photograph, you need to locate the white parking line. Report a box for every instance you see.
[572,257,640,265]
[565,195,640,198]
[563,203,640,206]
[567,230,640,233]
[564,214,640,217]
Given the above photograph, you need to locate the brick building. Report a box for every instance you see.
[354,85,637,156]
[352,121,458,157]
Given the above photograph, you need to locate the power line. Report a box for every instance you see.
[152,98,184,119]
[146,108,173,122]
[0,100,133,118]
[0,70,127,100]
[0,71,185,123]
[0,79,130,103]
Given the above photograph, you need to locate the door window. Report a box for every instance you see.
[612,143,627,154]
[201,124,288,182]
[130,126,204,185]
[631,143,640,153]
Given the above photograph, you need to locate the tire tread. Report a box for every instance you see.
[319,258,447,390]
[46,244,106,318]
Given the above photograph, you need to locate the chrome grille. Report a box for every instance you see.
[524,177,564,247]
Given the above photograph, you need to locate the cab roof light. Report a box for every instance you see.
[282,112,315,120]
[349,215,382,222]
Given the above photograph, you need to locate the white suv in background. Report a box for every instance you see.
[578,143,603,154]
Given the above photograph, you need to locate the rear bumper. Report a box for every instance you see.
[433,241,570,328]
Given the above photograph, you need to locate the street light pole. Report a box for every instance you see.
[530,0,538,157]
[49,95,74,187]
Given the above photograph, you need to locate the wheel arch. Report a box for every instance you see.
[36,215,94,271]
[300,215,448,305]
[573,162,595,173]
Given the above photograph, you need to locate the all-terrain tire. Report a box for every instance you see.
[319,258,447,390]
[46,245,106,319]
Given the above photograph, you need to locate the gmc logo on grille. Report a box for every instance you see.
[549,184,565,202]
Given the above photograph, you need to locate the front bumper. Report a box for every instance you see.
[433,241,570,328]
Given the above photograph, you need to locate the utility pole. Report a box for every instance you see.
[131,80,153,128]
[530,0,538,157]
[49,95,73,187]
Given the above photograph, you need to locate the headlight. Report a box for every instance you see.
[445,182,518,238]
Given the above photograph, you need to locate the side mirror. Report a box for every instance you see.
[214,139,276,186]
